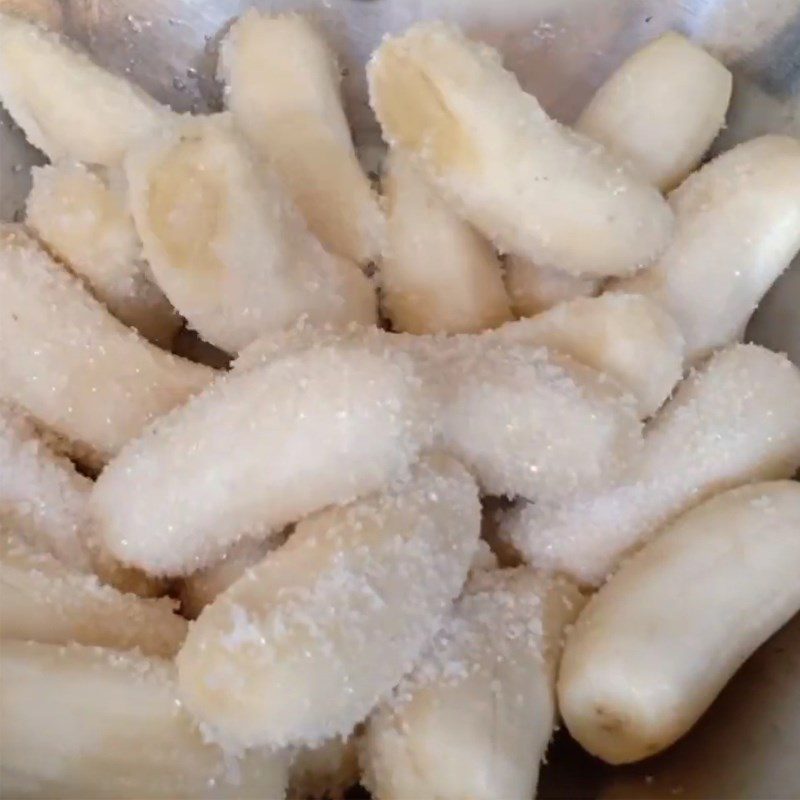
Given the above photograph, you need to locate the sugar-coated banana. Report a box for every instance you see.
[290,736,360,800]
[615,135,800,362]
[504,255,600,317]
[559,481,800,764]
[0,12,171,165]
[0,402,91,570]
[176,454,480,750]
[219,11,384,265]
[380,149,511,333]
[368,22,673,277]
[501,344,800,585]
[92,337,436,576]
[0,640,290,798]
[362,569,583,800]
[0,530,186,656]
[576,32,732,191]
[494,294,685,417]
[0,225,214,465]
[125,115,377,353]
[26,161,179,347]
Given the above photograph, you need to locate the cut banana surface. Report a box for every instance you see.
[0,640,290,799]
[125,114,377,353]
[219,11,384,265]
[26,161,179,347]
[0,12,171,165]
[494,294,685,418]
[501,343,800,585]
[362,568,583,800]
[0,225,214,465]
[380,149,511,334]
[504,255,600,317]
[177,454,481,750]
[92,337,436,576]
[615,135,800,362]
[368,22,673,277]
[558,481,800,764]
[576,32,732,191]
[0,530,187,656]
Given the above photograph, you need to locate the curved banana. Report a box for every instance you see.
[368,22,673,277]
[0,225,214,465]
[504,255,599,317]
[176,454,481,749]
[26,161,179,347]
[381,149,511,334]
[125,115,377,353]
[494,294,685,417]
[576,32,732,191]
[0,530,186,656]
[615,135,800,362]
[91,337,436,576]
[219,11,384,265]
[559,481,800,764]
[0,11,171,165]
[0,640,289,798]
[501,343,800,585]
[363,568,583,800]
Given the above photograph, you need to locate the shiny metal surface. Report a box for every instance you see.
[1,0,799,795]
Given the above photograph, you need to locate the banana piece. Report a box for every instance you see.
[614,135,800,362]
[0,12,171,165]
[218,11,384,265]
[500,343,800,585]
[26,161,179,347]
[0,640,290,798]
[504,255,600,317]
[558,481,800,764]
[576,32,732,191]
[177,454,481,750]
[92,337,436,576]
[380,149,511,334]
[368,22,673,278]
[290,736,360,800]
[0,225,214,465]
[125,115,377,353]
[0,402,91,570]
[494,294,685,417]
[0,531,186,656]
[362,568,583,800]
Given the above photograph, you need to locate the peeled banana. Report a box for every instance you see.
[504,255,599,317]
[368,22,673,277]
[125,114,377,353]
[176,454,481,750]
[559,481,800,764]
[219,11,384,265]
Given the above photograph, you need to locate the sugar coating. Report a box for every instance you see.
[289,735,360,800]
[576,32,732,191]
[615,136,800,362]
[502,344,800,585]
[176,454,481,749]
[368,22,673,277]
[125,114,377,354]
[26,161,179,347]
[0,640,289,798]
[0,530,187,656]
[494,293,686,417]
[504,255,599,317]
[362,568,583,800]
[0,402,91,570]
[219,11,384,265]
[559,481,800,764]
[0,12,171,165]
[92,338,437,575]
[0,225,214,465]
[380,148,511,334]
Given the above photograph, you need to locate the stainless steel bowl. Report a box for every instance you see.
[1,1,799,796]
